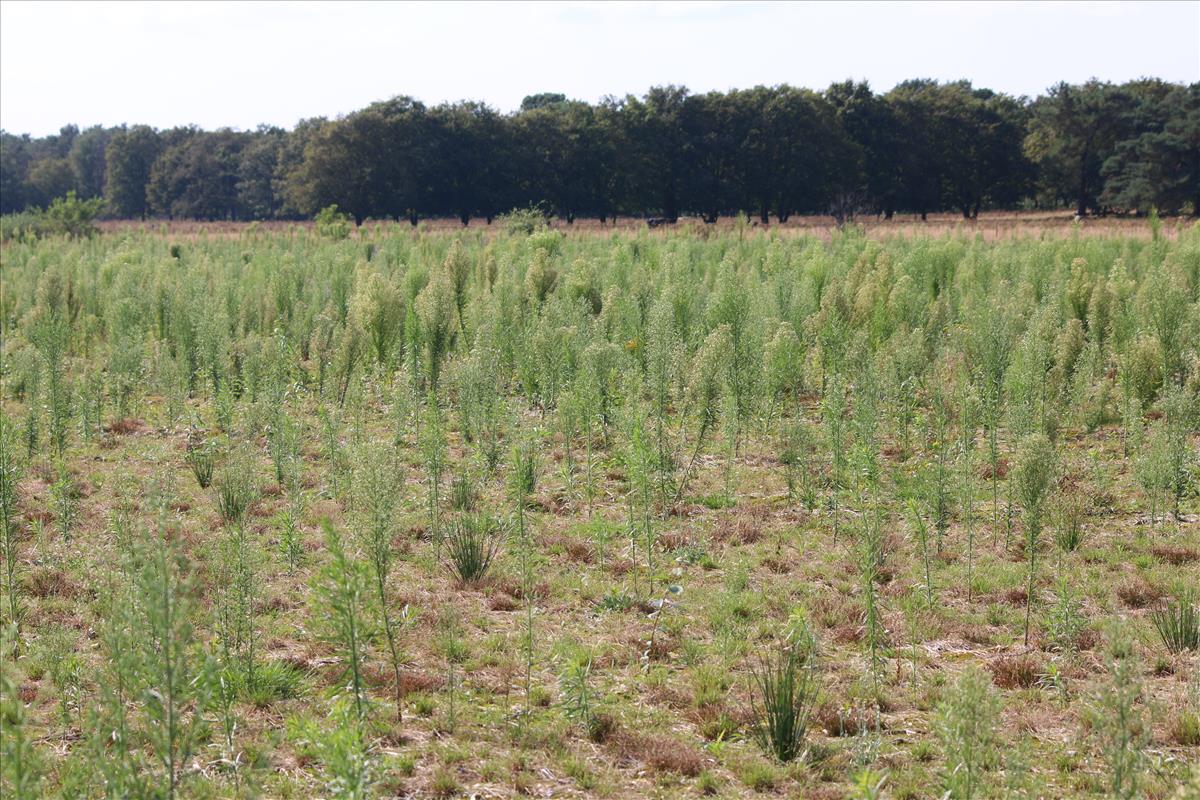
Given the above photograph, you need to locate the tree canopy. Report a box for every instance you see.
[2,79,1196,222]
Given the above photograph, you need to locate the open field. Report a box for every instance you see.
[1,223,1198,799]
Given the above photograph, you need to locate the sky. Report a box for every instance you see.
[2,0,1197,137]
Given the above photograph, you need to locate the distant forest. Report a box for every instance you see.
[2,79,1197,225]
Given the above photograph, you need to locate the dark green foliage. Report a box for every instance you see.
[4,78,1195,225]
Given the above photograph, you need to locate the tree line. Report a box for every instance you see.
[2,79,1197,225]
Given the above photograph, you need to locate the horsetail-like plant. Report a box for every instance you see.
[391,362,415,447]
[1,627,44,798]
[79,368,105,442]
[1095,629,1147,800]
[623,407,656,595]
[0,417,24,628]
[449,467,478,512]
[267,407,301,486]
[510,437,539,718]
[922,391,953,554]
[419,395,448,556]
[1159,385,1197,521]
[859,505,887,698]
[276,480,306,572]
[129,530,210,800]
[50,460,79,541]
[969,304,1013,546]
[646,293,680,508]
[333,322,363,408]
[1013,433,1056,647]
[823,372,848,542]
[957,399,980,601]
[1134,422,1171,526]
[23,385,40,460]
[720,391,740,506]
[559,653,599,738]
[673,324,731,505]
[354,443,409,721]
[314,520,371,727]
[936,667,1000,800]
[319,404,351,501]
[850,361,881,492]
[31,312,72,458]
[351,270,405,368]
[906,499,934,611]
[215,520,261,693]
[416,268,458,392]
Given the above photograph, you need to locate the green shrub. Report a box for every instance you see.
[444,514,501,585]
[751,638,817,762]
[0,192,104,241]
[1150,592,1199,653]
[315,204,352,240]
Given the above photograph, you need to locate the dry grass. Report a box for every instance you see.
[610,730,705,776]
[1116,578,1162,609]
[988,654,1045,689]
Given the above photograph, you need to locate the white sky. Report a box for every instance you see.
[2,0,1197,137]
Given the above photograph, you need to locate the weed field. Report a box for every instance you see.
[1,222,1198,798]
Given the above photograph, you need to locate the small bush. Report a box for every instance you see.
[499,205,549,236]
[315,204,352,240]
[449,469,477,512]
[1150,592,1199,653]
[1052,490,1088,552]
[186,440,215,489]
[0,192,104,241]
[215,449,259,527]
[1170,711,1200,746]
[751,639,817,763]
[444,514,500,585]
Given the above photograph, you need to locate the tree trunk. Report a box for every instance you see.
[459,212,469,227]
[409,212,418,226]
[920,211,928,222]
[663,192,678,223]
[759,205,769,225]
